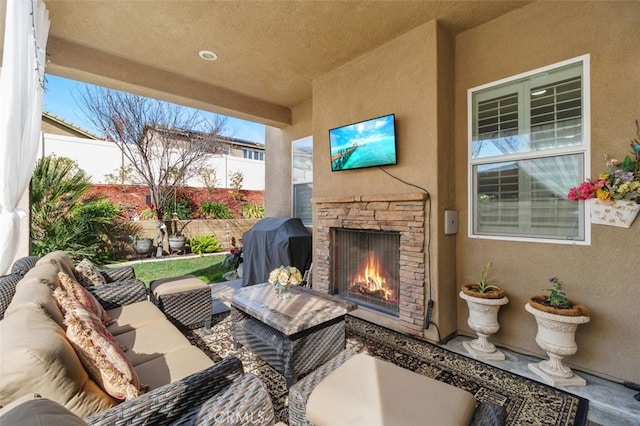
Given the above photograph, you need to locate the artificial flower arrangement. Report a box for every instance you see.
[268,265,303,287]
[222,238,243,269]
[567,121,640,204]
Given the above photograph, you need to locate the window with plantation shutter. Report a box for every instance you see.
[469,56,590,244]
[292,136,313,226]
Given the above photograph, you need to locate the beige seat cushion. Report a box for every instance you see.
[306,353,477,426]
[112,319,193,366]
[106,301,167,336]
[150,275,208,297]
[133,346,214,391]
[0,306,116,418]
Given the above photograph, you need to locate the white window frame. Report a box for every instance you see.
[292,136,313,226]
[467,55,591,245]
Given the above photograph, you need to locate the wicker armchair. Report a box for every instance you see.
[10,256,149,310]
[10,256,40,277]
[86,278,148,310]
[100,264,137,282]
[0,361,275,426]
[84,357,275,426]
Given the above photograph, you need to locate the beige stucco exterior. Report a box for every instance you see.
[268,2,640,383]
[453,0,640,384]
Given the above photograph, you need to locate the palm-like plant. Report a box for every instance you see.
[468,261,501,293]
[31,155,120,263]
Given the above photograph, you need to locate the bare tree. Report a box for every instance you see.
[78,87,227,255]
[78,87,227,220]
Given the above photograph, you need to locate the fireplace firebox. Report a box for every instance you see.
[332,228,400,316]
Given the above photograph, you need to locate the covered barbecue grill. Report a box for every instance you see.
[241,217,312,286]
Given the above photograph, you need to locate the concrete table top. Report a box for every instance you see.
[231,283,350,335]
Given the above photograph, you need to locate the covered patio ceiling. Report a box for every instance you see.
[2,1,531,127]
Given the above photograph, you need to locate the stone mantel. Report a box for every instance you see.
[312,193,429,204]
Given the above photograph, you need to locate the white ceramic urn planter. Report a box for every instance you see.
[525,302,590,386]
[459,291,509,360]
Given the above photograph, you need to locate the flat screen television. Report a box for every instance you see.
[329,113,397,172]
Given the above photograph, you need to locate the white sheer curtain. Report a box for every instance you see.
[0,0,50,274]
[518,155,580,198]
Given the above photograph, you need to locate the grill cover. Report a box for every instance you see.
[242,217,312,286]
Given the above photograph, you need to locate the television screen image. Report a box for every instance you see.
[329,113,397,172]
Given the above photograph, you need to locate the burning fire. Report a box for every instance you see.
[350,252,396,301]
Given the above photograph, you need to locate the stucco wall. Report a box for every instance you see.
[312,21,457,339]
[454,1,640,382]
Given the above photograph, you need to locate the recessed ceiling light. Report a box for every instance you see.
[198,50,218,61]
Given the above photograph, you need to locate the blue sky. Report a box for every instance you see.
[43,75,266,144]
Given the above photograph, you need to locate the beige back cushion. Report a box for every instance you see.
[0,306,117,417]
[4,270,65,327]
[22,261,61,290]
[37,251,77,278]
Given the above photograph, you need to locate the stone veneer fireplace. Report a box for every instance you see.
[313,193,428,336]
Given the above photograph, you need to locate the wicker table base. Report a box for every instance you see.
[231,283,354,388]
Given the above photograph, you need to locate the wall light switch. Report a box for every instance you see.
[444,210,458,235]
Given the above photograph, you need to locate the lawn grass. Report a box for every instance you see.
[128,254,234,285]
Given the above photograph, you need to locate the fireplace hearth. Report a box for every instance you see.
[314,193,428,336]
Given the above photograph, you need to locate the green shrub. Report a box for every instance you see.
[31,155,120,263]
[189,235,223,255]
[200,202,233,219]
[165,201,192,219]
[242,203,265,219]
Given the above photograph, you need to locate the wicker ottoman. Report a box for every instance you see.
[150,275,212,329]
[288,349,507,426]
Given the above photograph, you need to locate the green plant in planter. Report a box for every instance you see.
[461,261,505,299]
[528,276,589,316]
[470,261,500,293]
[543,277,572,309]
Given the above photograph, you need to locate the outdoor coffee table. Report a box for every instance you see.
[230,283,356,387]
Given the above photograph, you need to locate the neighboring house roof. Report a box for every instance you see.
[41,111,103,140]
[42,114,264,153]
[144,124,264,151]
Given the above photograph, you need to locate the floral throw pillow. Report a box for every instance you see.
[53,288,127,352]
[56,289,143,401]
[75,259,107,287]
[57,271,112,325]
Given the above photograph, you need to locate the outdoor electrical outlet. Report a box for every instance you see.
[444,210,458,235]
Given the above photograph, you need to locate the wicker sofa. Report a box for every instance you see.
[0,251,275,425]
